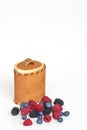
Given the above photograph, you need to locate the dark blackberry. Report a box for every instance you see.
[11,107,20,116]
[29,110,39,118]
[54,98,64,106]
[43,108,51,115]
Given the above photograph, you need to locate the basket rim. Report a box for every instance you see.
[14,62,45,75]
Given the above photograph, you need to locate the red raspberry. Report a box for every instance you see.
[43,115,52,122]
[21,107,29,116]
[52,111,60,120]
[52,104,63,113]
[29,100,37,107]
[23,118,32,126]
[37,104,44,112]
[33,103,38,110]
[27,106,34,112]
[41,96,52,103]
[33,103,44,112]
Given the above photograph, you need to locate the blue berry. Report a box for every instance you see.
[11,107,19,116]
[20,103,25,110]
[22,115,27,120]
[63,111,70,117]
[24,102,29,107]
[38,115,42,120]
[36,119,43,124]
[58,117,63,123]
[45,102,52,108]
[20,102,29,110]
[39,111,43,116]
[60,112,64,116]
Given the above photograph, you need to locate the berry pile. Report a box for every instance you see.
[11,96,70,126]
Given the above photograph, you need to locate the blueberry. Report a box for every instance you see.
[54,98,64,106]
[60,112,64,116]
[22,115,27,120]
[63,111,70,117]
[36,119,43,124]
[24,102,29,107]
[45,102,52,108]
[39,111,43,116]
[11,107,20,116]
[29,110,39,118]
[20,103,25,110]
[38,115,42,120]
[58,117,63,123]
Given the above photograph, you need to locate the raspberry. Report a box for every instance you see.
[21,107,29,116]
[23,118,32,126]
[33,103,44,112]
[41,96,52,103]
[52,104,63,113]
[29,100,37,107]
[52,111,61,120]
[43,115,52,122]
[28,106,34,112]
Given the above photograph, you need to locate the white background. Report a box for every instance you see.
[0,0,87,129]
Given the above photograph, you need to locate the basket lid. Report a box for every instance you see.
[14,58,45,74]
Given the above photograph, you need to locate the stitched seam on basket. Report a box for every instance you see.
[14,64,46,75]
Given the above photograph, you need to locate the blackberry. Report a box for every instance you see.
[11,107,20,116]
[54,98,64,106]
[43,108,51,115]
[29,110,39,118]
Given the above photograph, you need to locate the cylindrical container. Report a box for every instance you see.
[14,58,46,104]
